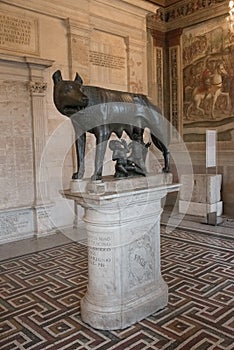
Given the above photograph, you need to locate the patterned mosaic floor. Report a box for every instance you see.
[0,227,233,350]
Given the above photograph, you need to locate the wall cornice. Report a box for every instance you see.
[0,53,54,69]
[1,0,157,20]
[147,0,228,31]
[1,0,90,20]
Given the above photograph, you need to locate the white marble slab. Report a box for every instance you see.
[180,174,222,204]
[179,200,223,217]
[179,174,223,217]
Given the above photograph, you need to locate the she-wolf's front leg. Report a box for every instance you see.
[72,133,86,179]
[91,129,110,181]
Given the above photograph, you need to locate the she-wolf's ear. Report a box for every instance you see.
[52,70,62,84]
[74,72,83,86]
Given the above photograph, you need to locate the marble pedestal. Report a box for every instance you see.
[62,174,179,330]
[179,174,223,217]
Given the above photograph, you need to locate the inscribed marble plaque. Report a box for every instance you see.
[89,30,127,90]
[0,10,39,55]
[0,209,33,237]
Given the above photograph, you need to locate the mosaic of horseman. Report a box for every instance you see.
[186,58,229,119]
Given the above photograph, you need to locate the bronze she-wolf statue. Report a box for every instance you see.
[52,70,170,181]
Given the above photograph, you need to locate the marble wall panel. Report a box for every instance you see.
[0,80,34,209]
[0,208,34,243]
[89,30,127,91]
[0,9,39,55]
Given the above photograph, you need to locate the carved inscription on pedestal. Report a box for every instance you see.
[0,11,39,54]
[88,234,112,269]
[87,232,113,291]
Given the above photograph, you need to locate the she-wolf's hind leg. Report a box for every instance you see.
[151,134,170,172]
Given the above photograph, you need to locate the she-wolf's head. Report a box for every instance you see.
[52,70,89,117]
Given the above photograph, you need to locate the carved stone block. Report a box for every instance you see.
[179,174,223,217]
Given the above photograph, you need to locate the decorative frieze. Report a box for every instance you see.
[170,48,178,106]
[156,48,163,112]
[169,46,180,139]
[153,0,227,24]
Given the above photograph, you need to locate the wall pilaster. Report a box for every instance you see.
[127,37,148,94]
[66,18,91,82]
[166,29,183,141]
[26,58,55,235]
[0,54,54,241]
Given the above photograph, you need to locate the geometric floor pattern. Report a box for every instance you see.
[1,227,233,350]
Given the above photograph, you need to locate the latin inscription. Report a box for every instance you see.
[0,209,33,237]
[90,50,125,70]
[0,12,38,54]
[88,235,112,268]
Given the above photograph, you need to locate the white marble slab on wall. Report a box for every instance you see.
[0,80,34,210]
[0,208,34,243]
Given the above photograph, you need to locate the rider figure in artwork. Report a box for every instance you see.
[199,60,213,98]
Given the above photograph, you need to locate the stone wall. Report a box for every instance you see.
[0,0,156,242]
